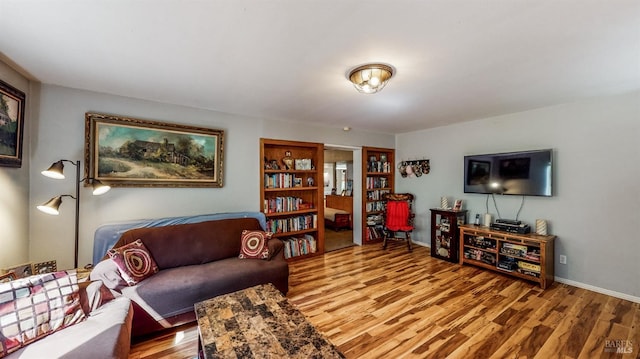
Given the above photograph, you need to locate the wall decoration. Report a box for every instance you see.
[0,272,16,283]
[295,158,312,170]
[440,196,449,209]
[4,262,33,278]
[32,260,57,274]
[0,79,26,168]
[85,113,224,187]
[398,159,430,178]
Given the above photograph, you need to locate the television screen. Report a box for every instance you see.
[464,149,552,196]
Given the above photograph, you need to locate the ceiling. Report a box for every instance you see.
[1,1,638,134]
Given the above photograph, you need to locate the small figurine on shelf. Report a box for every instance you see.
[307,177,314,186]
[282,151,294,170]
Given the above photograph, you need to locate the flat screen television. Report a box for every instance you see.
[464,149,553,197]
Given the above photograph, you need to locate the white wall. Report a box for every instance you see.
[0,61,31,269]
[29,84,394,269]
[395,91,640,300]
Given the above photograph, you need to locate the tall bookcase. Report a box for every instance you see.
[260,138,324,261]
[362,146,395,244]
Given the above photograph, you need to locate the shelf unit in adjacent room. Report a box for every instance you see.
[260,138,324,261]
[459,224,556,289]
[361,146,394,244]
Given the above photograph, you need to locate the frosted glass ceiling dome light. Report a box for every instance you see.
[348,63,394,94]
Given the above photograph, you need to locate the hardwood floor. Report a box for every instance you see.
[129,244,639,359]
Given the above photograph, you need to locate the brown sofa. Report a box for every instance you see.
[90,215,289,337]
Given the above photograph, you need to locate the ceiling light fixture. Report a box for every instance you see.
[348,63,394,94]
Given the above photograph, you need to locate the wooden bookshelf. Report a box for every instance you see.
[361,146,395,244]
[260,138,324,261]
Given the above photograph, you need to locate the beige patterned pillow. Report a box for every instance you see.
[0,271,85,357]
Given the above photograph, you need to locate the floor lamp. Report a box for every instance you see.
[37,160,110,268]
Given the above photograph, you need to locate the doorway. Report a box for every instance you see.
[323,146,356,252]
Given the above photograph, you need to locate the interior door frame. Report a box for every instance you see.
[324,144,362,245]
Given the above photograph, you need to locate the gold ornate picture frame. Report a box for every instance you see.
[85,113,224,188]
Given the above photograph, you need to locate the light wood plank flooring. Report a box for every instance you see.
[129,244,639,359]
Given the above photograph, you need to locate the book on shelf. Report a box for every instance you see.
[366,226,384,241]
[263,196,304,213]
[368,160,391,173]
[366,201,386,212]
[367,189,390,200]
[266,214,317,233]
[264,173,297,188]
[366,177,388,189]
[282,234,317,259]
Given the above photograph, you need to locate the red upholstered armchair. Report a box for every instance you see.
[382,193,415,252]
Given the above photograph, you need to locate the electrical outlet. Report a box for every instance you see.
[559,255,567,264]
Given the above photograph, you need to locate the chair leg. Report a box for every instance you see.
[406,232,413,252]
[382,232,388,249]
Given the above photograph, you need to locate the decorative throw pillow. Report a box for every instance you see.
[239,230,273,259]
[108,239,159,286]
[0,271,86,357]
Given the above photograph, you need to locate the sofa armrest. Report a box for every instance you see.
[90,259,127,292]
[268,239,286,260]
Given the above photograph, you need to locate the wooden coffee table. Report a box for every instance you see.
[194,284,345,359]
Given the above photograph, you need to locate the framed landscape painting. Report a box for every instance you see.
[84,113,224,187]
[0,79,25,168]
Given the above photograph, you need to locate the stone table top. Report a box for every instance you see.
[195,283,345,359]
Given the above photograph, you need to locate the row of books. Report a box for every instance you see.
[282,234,317,259]
[366,226,385,241]
[366,201,386,212]
[368,161,392,173]
[366,177,389,189]
[263,196,304,213]
[266,214,317,234]
[367,189,390,201]
[264,173,297,189]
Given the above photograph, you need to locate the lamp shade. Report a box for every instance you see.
[37,196,63,215]
[91,179,111,195]
[41,160,65,179]
[348,64,394,94]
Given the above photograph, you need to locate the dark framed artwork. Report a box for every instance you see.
[32,260,57,274]
[3,262,33,278]
[0,272,17,283]
[0,79,26,167]
[85,113,224,187]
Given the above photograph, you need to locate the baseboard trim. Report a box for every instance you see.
[554,277,640,304]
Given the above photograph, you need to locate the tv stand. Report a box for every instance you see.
[459,224,556,289]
